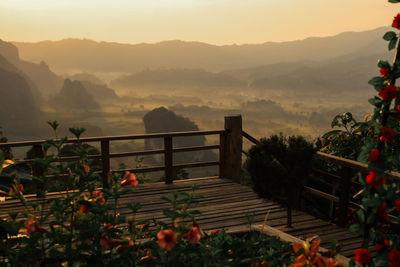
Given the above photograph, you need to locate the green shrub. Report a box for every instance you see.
[245,134,316,208]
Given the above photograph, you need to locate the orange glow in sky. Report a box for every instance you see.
[0,0,397,44]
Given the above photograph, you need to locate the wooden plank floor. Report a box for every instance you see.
[0,177,363,259]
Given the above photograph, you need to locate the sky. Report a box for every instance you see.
[0,0,398,45]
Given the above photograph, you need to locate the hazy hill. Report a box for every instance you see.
[12,27,390,73]
[0,39,62,97]
[142,107,216,164]
[49,79,100,111]
[79,80,119,103]
[111,69,245,89]
[222,51,388,96]
[0,68,41,123]
[69,72,105,85]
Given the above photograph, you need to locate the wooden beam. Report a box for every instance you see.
[101,140,110,188]
[164,136,173,184]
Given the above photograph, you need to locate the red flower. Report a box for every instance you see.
[183,226,201,244]
[389,248,400,267]
[376,239,390,252]
[380,127,396,143]
[157,229,178,251]
[395,199,400,212]
[393,13,400,30]
[120,171,138,187]
[380,68,391,77]
[26,218,46,234]
[79,204,89,213]
[9,184,23,196]
[366,170,386,190]
[377,203,389,221]
[379,85,399,101]
[369,149,380,162]
[354,249,371,265]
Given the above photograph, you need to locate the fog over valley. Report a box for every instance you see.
[0,26,393,177]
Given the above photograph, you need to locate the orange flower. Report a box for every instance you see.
[183,226,201,244]
[79,204,89,213]
[313,255,339,267]
[120,171,138,187]
[354,249,371,265]
[83,164,90,175]
[26,218,46,234]
[117,236,134,251]
[92,191,105,204]
[9,184,23,196]
[210,228,221,234]
[157,229,178,251]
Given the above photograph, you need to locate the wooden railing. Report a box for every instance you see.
[0,115,244,188]
[4,115,387,229]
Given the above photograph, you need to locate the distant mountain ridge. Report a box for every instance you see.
[12,26,390,73]
[0,39,62,97]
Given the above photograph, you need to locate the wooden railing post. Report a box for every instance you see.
[219,132,227,178]
[337,166,352,227]
[221,115,242,182]
[101,140,110,188]
[164,136,173,184]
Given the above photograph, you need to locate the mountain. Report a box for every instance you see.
[142,107,216,164]
[12,26,390,74]
[79,80,119,103]
[229,52,386,95]
[0,39,62,97]
[0,67,41,123]
[110,68,245,89]
[49,79,100,111]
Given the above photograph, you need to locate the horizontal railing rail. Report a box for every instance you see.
[0,129,227,188]
[0,116,246,188]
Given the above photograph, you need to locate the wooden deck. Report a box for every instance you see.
[0,177,363,259]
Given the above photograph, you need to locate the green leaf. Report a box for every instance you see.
[383,31,396,41]
[368,76,385,90]
[389,0,400,2]
[366,213,376,224]
[389,36,399,51]
[356,209,365,223]
[349,223,361,233]
[377,60,391,69]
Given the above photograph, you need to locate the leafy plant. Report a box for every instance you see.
[320,112,374,160]
[245,134,316,209]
